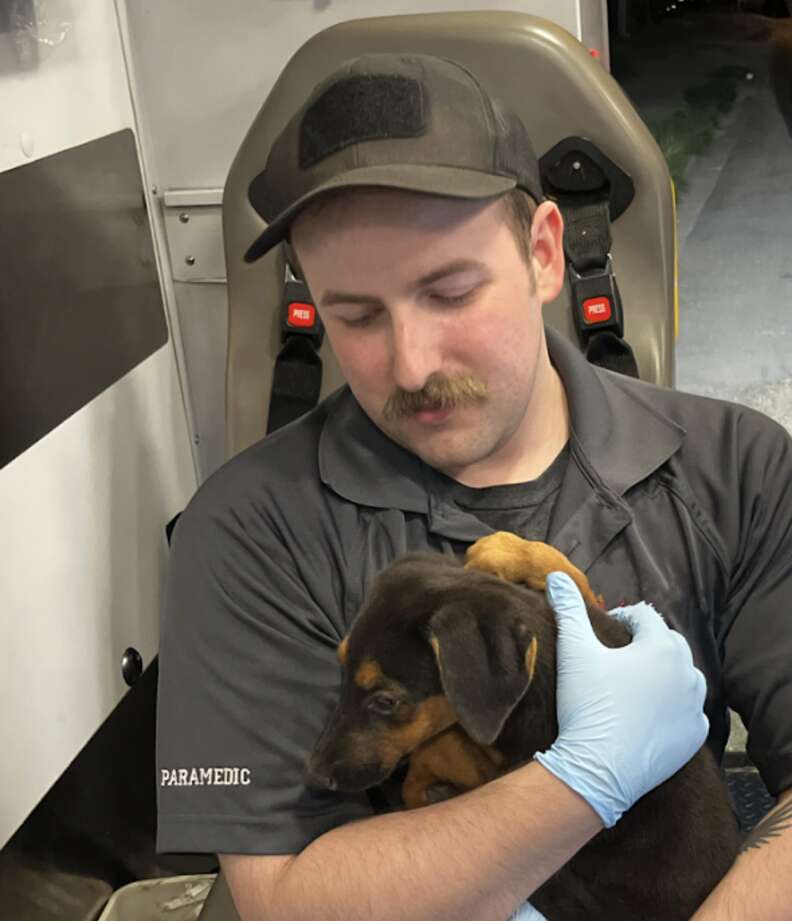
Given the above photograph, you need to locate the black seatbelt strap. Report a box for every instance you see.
[564,195,638,378]
[266,267,324,434]
[540,138,640,379]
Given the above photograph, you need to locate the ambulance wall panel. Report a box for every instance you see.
[172,280,229,472]
[0,0,197,846]
[0,346,196,846]
[0,0,135,171]
[0,129,168,467]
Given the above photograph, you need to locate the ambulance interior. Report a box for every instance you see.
[0,2,770,919]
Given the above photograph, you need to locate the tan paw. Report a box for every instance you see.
[464,532,551,588]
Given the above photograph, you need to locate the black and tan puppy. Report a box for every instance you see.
[307,534,740,921]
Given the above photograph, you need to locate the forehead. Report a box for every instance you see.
[291,188,508,260]
[344,558,461,643]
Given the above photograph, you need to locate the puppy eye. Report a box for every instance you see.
[367,692,400,716]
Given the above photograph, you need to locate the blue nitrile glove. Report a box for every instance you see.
[534,571,708,829]
[509,902,547,920]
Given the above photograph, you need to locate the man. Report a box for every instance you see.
[156,54,792,920]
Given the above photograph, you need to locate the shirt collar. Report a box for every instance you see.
[318,325,686,517]
[547,326,686,495]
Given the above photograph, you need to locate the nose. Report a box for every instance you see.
[390,311,442,393]
[305,754,339,791]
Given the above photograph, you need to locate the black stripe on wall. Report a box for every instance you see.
[0,129,168,468]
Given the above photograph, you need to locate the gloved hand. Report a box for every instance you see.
[509,903,547,921]
[534,571,708,829]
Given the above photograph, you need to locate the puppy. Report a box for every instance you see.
[307,536,740,921]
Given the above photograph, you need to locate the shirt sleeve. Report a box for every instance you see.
[155,483,373,856]
[720,411,792,796]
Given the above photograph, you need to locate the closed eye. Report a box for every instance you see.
[337,284,481,326]
[427,287,477,307]
[341,309,383,329]
[367,692,401,716]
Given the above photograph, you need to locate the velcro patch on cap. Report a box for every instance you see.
[299,74,427,169]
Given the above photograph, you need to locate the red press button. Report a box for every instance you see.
[288,302,316,328]
[583,297,612,325]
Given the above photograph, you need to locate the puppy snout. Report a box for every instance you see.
[307,741,390,792]
[305,754,340,791]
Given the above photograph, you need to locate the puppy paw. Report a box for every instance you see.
[465,532,549,587]
[465,532,604,608]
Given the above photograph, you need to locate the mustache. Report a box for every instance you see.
[382,374,488,421]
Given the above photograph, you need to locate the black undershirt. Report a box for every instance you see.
[436,442,570,541]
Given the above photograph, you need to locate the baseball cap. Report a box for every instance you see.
[244,52,544,262]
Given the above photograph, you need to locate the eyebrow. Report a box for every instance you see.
[318,259,490,309]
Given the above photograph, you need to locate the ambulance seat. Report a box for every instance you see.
[222,11,677,461]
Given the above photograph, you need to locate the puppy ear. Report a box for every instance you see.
[427,601,539,746]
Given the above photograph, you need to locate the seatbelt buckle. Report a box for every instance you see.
[281,267,324,350]
[568,256,625,343]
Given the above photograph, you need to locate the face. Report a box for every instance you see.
[304,554,553,794]
[305,656,456,792]
[291,189,567,484]
[305,558,458,792]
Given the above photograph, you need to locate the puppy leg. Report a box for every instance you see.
[465,532,605,608]
[402,726,505,809]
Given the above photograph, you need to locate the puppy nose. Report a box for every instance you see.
[305,757,338,791]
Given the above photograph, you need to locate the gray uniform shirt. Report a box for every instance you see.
[156,327,792,856]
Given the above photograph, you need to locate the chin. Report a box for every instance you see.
[418,444,489,477]
[377,414,495,474]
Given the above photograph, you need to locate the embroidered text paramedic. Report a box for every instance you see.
[161,767,252,787]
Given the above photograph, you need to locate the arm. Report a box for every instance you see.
[691,787,792,921]
[701,415,792,919]
[221,761,600,921]
[221,573,709,921]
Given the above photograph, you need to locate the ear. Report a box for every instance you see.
[530,201,566,304]
[427,601,539,746]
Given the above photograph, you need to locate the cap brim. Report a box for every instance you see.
[243,164,517,263]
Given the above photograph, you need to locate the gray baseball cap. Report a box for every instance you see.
[244,52,544,262]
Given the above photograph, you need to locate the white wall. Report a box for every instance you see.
[0,0,133,172]
[0,0,197,846]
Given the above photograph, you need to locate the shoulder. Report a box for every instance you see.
[606,371,791,467]
[175,394,337,548]
[165,391,366,630]
[601,372,792,558]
